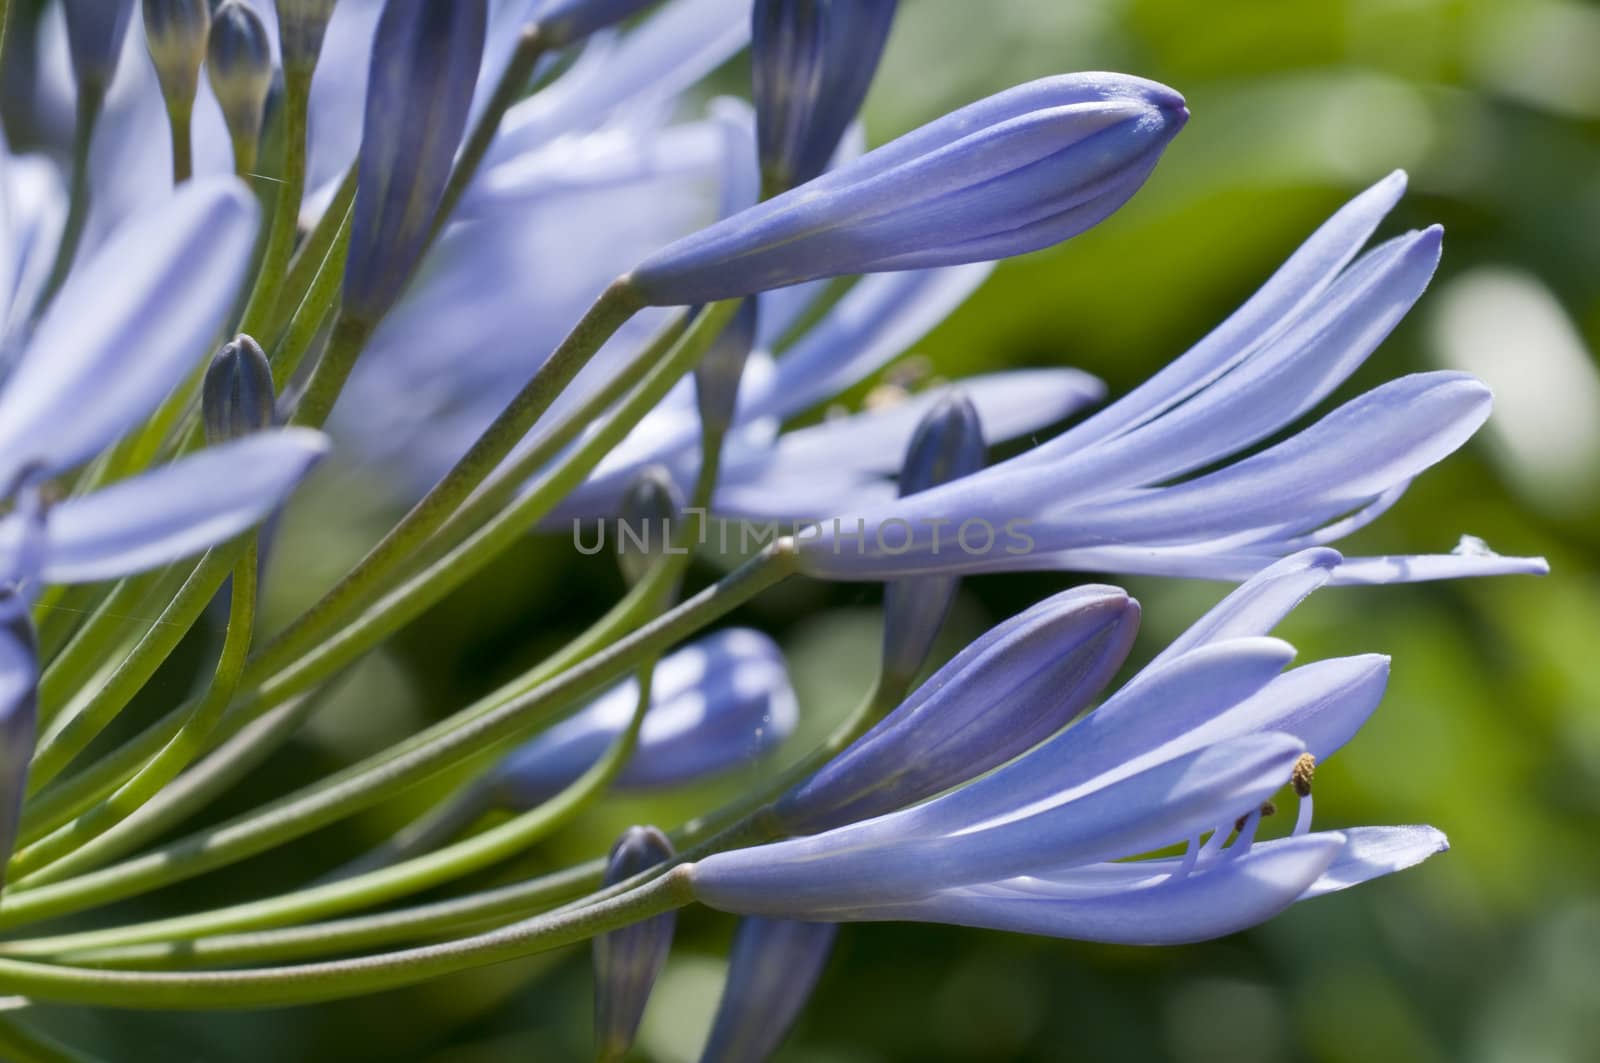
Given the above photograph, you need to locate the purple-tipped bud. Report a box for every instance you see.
[203,335,276,443]
[627,73,1187,306]
[142,0,210,109]
[694,298,760,443]
[616,466,684,586]
[701,918,837,1063]
[275,0,339,75]
[880,390,985,690]
[62,0,137,99]
[752,0,898,193]
[531,0,654,48]
[0,617,38,891]
[206,1,274,158]
[342,0,487,323]
[775,584,1141,835]
[595,826,676,1061]
[489,630,797,809]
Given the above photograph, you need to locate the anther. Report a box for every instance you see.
[1291,753,1316,797]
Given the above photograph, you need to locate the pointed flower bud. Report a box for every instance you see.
[627,73,1187,306]
[203,335,276,443]
[880,390,985,690]
[594,826,676,1061]
[206,0,274,166]
[342,0,488,324]
[62,0,137,99]
[752,0,899,193]
[775,584,1141,835]
[276,0,339,75]
[694,298,759,444]
[616,466,684,586]
[143,0,211,111]
[701,918,837,1063]
[531,0,655,48]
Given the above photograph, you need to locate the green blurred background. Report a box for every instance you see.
[21,0,1600,1059]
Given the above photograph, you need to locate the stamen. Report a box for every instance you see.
[1291,753,1316,836]
[1172,833,1201,882]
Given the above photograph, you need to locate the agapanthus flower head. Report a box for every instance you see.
[62,0,137,96]
[787,172,1549,587]
[626,72,1188,305]
[531,0,659,48]
[206,0,275,158]
[594,825,677,1061]
[342,0,489,324]
[751,0,899,192]
[488,629,797,809]
[700,917,837,1063]
[203,334,276,443]
[689,550,1450,943]
[775,584,1140,836]
[880,388,986,689]
[276,0,340,75]
[141,0,211,109]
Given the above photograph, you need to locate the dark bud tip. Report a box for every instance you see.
[276,0,339,75]
[207,0,275,150]
[617,466,684,587]
[142,0,210,105]
[203,334,276,443]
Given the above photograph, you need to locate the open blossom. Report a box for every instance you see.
[783,173,1549,586]
[688,550,1450,942]
[488,629,797,808]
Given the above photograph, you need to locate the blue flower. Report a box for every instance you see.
[775,584,1139,836]
[627,72,1188,305]
[687,550,1450,943]
[594,825,677,1061]
[790,173,1549,586]
[488,629,797,809]
[700,917,837,1063]
[751,0,899,191]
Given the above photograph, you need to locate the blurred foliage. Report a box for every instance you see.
[18,0,1600,1060]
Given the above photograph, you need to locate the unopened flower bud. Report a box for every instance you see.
[694,298,759,445]
[142,0,210,112]
[275,0,339,75]
[752,0,899,193]
[701,917,837,1063]
[776,585,1141,834]
[342,0,487,323]
[880,390,985,690]
[594,826,676,1061]
[616,466,684,587]
[530,0,655,48]
[206,0,274,170]
[62,0,137,102]
[628,73,1187,306]
[203,335,275,443]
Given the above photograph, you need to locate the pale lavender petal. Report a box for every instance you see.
[0,178,257,485]
[39,430,330,583]
[1150,548,1341,666]
[1327,549,1551,584]
[845,833,1344,944]
[1298,825,1449,900]
[701,918,837,1063]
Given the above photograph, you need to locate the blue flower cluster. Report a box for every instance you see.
[0,0,1548,1056]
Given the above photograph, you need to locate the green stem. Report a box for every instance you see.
[0,869,696,1010]
[259,279,644,679]
[33,569,169,726]
[8,658,660,958]
[236,71,311,339]
[10,540,259,884]
[286,311,376,429]
[25,545,243,795]
[266,165,357,348]
[0,545,793,930]
[0,1009,101,1063]
[166,99,194,184]
[269,206,351,388]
